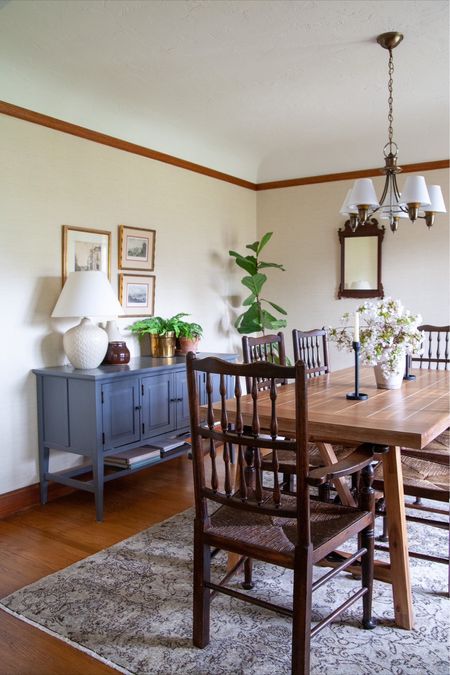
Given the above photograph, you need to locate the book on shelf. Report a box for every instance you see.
[159,442,191,457]
[104,447,161,468]
[147,435,191,453]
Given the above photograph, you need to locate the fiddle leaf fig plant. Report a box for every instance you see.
[229,232,287,335]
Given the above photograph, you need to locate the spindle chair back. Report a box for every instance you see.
[292,328,330,378]
[242,332,287,392]
[411,324,450,370]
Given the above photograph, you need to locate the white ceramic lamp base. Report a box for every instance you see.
[63,318,108,369]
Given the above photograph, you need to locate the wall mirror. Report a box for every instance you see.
[338,218,385,298]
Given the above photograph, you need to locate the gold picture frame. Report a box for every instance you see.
[62,225,111,284]
[118,225,156,271]
[119,273,156,317]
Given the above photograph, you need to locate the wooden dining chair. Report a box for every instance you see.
[186,353,376,674]
[292,327,330,377]
[373,324,450,591]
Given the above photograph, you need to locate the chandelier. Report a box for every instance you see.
[340,32,447,233]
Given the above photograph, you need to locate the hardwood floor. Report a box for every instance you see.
[0,456,196,674]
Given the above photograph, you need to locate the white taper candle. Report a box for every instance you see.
[354,311,360,342]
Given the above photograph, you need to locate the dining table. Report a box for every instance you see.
[209,365,450,630]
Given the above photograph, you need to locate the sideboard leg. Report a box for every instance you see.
[92,453,104,522]
[39,445,50,504]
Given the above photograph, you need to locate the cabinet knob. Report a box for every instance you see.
[135,405,141,410]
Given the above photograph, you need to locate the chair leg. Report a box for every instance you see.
[318,481,331,502]
[359,464,376,629]
[193,521,211,648]
[242,557,254,590]
[292,545,313,675]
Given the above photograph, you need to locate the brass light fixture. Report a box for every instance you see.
[340,32,447,233]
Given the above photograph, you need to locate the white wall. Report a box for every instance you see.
[256,169,450,368]
[0,114,256,495]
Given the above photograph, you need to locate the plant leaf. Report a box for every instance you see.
[257,232,273,254]
[245,241,259,253]
[261,309,287,330]
[258,261,286,271]
[229,251,258,275]
[235,303,262,334]
[264,300,288,315]
[242,293,256,306]
[241,273,267,296]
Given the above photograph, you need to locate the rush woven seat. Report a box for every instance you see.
[374,455,449,499]
[208,493,372,564]
[187,354,376,674]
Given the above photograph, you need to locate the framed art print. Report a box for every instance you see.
[118,225,156,271]
[119,273,155,317]
[62,225,111,284]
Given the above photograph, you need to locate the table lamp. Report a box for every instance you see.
[52,271,124,369]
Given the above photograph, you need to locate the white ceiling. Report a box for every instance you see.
[0,0,448,183]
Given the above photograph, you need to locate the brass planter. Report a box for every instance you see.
[149,332,176,358]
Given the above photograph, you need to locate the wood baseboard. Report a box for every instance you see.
[0,481,75,520]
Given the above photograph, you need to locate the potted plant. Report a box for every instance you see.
[129,313,189,358]
[176,320,203,355]
[229,231,287,335]
[329,298,423,389]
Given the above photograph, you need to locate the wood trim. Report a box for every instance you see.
[0,100,256,191]
[0,480,75,520]
[1,100,448,192]
[256,160,450,191]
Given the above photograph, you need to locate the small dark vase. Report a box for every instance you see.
[104,341,130,365]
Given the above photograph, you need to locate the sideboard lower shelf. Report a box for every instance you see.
[33,353,235,520]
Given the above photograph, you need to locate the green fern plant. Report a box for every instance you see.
[229,232,287,335]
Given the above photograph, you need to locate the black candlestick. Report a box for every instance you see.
[346,341,368,400]
[403,353,416,381]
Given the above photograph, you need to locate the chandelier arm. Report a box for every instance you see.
[378,177,390,208]
[392,174,408,214]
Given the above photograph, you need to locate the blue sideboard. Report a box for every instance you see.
[33,353,236,520]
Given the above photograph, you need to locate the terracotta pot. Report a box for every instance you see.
[149,332,176,358]
[176,337,200,355]
[373,363,404,389]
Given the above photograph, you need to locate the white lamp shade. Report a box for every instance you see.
[339,189,358,215]
[399,175,431,206]
[52,271,123,318]
[348,179,379,207]
[422,185,447,213]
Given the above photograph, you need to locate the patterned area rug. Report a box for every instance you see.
[1,506,448,675]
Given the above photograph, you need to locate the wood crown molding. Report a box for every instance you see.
[1,100,449,192]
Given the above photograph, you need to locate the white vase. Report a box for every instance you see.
[373,363,404,390]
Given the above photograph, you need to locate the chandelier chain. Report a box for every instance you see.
[387,49,394,152]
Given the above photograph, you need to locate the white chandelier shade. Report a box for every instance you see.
[348,179,380,208]
[420,185,447,215]
[399,176,431,207]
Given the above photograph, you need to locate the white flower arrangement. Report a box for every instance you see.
[329,298,423,376]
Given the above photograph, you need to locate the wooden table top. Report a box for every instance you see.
[215,367,450,450]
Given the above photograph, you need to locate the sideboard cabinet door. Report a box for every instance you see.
[141,373,176,439]
[102,378,140,448]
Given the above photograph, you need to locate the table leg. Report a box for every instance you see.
[382,445,414,629]
[316,442,356,507]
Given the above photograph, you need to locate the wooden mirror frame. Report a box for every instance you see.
[338,218,385,299]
